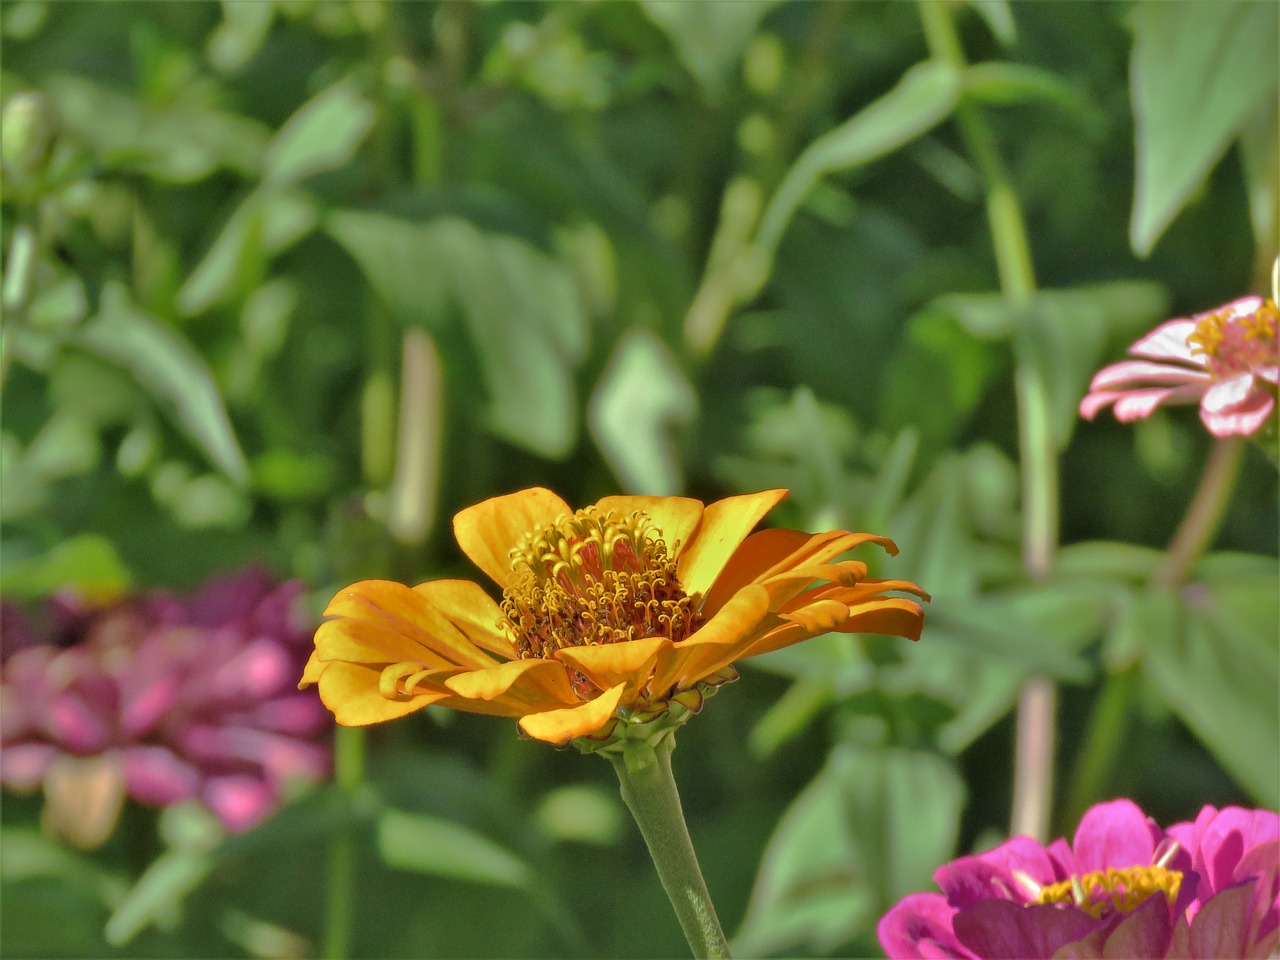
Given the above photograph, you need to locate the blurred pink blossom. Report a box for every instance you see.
[878,799,1279,959]
[1,568,331,847]
[1079,296,1279,437]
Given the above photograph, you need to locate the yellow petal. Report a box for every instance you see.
[649,584,771,695]
[555,636,671,694]
[593,495,703,553]
[518,683,627,744]
[318,661,445,725]
[444,658,576,707]
[453,487,573,590]
[299,651,326,687]
[324,580,497,670]
[413,579,517,658]
[679,490,788,597]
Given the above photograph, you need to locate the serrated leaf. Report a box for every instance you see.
[78,283,247,483]
[757,60,959,254]
[588,328,695,495]
[262,78,375,189]
[1129,1,1279,255]
[377,808,531,888]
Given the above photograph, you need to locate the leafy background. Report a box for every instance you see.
[1,1,1276,957]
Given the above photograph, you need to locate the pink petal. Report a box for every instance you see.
[1089,359,1207,391]
[203,775,277,833]
[877,892,973,959]
[1131,319,1201,363]
[0,743,57,788]
[1257,366,1279,384]
[1112,385,1207,421]
[1071,799,1161,873]
[1201,390,1274,437]
[1202,374,1257,414]
[122,745,201,806]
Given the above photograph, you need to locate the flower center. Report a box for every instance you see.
[1185,298,1278,377]
[500,507,704,662]
[1035,865,1182,920]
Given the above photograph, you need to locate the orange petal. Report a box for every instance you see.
[453,487,572,590]
[313,618,451,670]
[678,489,788,597]
[324,580,497,670]
[593,495,703,553]
[776,598,852,633]
[518,683,627,744]
[778,578,931,613]
[413,579,517,658]
[649,584,771,695]
[703,529,897,614]
[744,597,925,658]
[555,636,671,695]
[317,661,446,725]
[444,658,576,707]
[755,560,870,607]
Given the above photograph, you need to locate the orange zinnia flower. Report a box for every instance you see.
[300,488,927,746]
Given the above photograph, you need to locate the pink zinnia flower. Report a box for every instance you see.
[1,569,331,847]
[1079,296,1279,437]
[878,798,1280,958]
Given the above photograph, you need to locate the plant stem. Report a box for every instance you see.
[919,0,1058,842]
[608,740,731,959]
[323,725,366,960]
[1152,437,1244,589]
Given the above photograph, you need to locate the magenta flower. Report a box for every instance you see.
[878,799,1280,958]
[0,568,331,847]
[1079,296,1279,437]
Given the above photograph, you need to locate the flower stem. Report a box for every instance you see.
[608,739,731,959]
[1152,437,1244,589]
[323,725,366,960]
[919,0,1057,842]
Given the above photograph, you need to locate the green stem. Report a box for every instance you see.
[1062,665,1138,830]
[323,725,366,960]
[608,740,731,959]
[920,0,1057,842]
[1152,437,1244,589]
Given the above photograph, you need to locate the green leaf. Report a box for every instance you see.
[964,0,1016,45]
[588,328,695,495]
[377,808,532,888]
[78,283,247,483]
[207,0,275,72]
[104,850,213,946]
[326,211,588,458]
[1056,541,1164,584]
[1141,583,1279,807]
[1129,0,1279,255]
[734,745,964,957]
[639,0,780,99]
[757,60,960,254]
[262,77,375,189]
[0,533,132,600]
[963,62,1101,127]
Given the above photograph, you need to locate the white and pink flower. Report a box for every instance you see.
[1079,296,1279,437]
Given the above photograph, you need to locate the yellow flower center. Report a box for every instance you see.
[1035,865,1182,920]
[1185,298,1278,377]
[501,507,704,663]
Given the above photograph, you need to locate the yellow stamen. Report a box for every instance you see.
[501,508,704,669]
[1035,865,1182,919]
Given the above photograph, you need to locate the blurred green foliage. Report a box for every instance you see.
[2,1,1276,958]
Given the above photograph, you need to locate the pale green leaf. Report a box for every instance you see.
[639,0,780,99]
[377,809,531,888]
[757,60,960,254]
[78,283,247,483]
[262,78,375,189]
[1129,0,1279,255]
[588,328,695,495]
